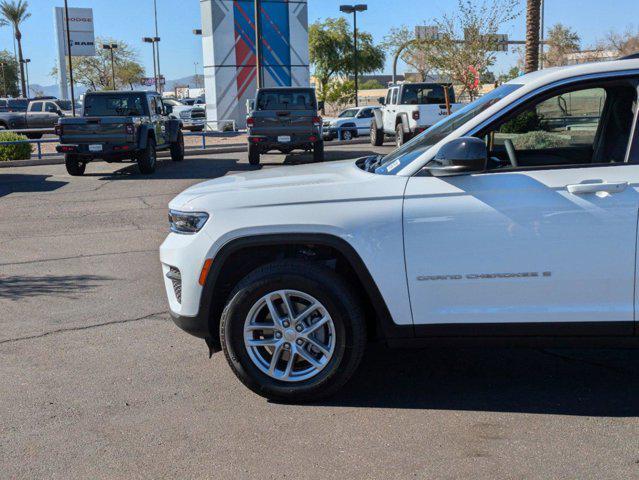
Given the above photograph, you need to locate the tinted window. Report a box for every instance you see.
[257,90,316,111]
[83,94,146,116]
[8,99,28,111]
[401,84,455,105]
[29,102,43,112]
[359,108,374,118]
[45,102,58,112]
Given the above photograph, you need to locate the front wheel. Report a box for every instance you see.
[312,140,324,162]
[220,261,367,402]
[65,154,86,176]
[170,131,185,162]
[137,137,157,174]
[371,121,384,146]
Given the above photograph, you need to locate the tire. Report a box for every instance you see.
[248,143,260,166]
[170,131,185,162]
[395,123,405,147]
[341,130,354,141]
[137,136,157,174]
[371,120,384,146]
[65,154,86,176]
[220,261,367,402]
[313,140,324,162]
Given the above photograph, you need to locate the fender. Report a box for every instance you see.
[396,112,411,133]
[138,124,156,149]
[197,233,411,347]
[372,108,384,130]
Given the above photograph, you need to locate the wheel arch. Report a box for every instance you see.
[138,125,156,149]
[199,233,408,352]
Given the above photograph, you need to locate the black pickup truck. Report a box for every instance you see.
[56,91,184,176]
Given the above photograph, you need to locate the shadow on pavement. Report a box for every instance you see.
[84,158,260,181]
[312,344,639,417]
[0,274,111,301]
[0,174,68,198]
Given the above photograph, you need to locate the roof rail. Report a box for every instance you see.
[619,52,639,60]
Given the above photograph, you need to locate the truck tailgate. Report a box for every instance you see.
[59,116,133,144]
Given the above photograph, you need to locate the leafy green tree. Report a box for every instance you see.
[544,24,580,67]
[0,49,19,96]
[0,0,30,97]
[52,38,144,91]
[310,17,385,111]
[360,79,384,90]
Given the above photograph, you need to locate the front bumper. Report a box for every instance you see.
[181,118,206,128]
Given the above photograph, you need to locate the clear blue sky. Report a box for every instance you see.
[0,0,637,87]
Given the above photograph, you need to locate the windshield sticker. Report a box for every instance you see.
[386,159,401,172]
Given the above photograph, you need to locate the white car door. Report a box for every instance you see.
[383,88,399,133]
[403,79,639,335]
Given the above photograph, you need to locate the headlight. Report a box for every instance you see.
[168,210,209,234]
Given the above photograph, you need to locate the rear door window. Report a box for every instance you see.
[257,90,316,111]
[29,102,43,112]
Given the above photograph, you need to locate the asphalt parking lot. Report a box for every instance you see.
[1,142,639,479]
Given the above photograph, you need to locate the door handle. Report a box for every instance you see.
[566,181,628,195]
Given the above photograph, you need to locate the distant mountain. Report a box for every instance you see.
[28,75,203,98]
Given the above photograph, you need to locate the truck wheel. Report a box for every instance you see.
[220,260,367,402]
[371,121,384,146]
[395,123,406,147]
[341,130,354,141]
[65,154,86,176]
[248,144,260,166]
[313,140,324,162]
[170,131,185,162]
[137,137,157,174]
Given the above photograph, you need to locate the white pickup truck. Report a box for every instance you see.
[371,82,463,147]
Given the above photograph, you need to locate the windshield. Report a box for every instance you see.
[83,94,147,117]
[256,89,316,111]
[339,109,357,118]
[374,83,523,174]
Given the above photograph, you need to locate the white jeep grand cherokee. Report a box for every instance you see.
[161,57,639,401]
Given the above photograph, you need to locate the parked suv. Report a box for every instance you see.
[161,57,639,401]
[56,91,184,175]
[246,87,324,165]
[372,82,463,147]
[323,106,378,141]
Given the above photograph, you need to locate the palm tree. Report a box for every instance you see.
[0,0,30,97]
[525,0,541,73]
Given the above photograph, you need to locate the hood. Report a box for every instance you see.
[322,116,339,125]
[169,159,394,212]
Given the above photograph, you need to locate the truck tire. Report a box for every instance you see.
[220,260,367,402]
[248,143,260,166]
[395,123,406,147]
[65,154,85,176]
[313,140,324,162]
[170,131,185,162]
[137,136,157,174]
[370,120,384,146]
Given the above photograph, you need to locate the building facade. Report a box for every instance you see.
[199,0,310,129]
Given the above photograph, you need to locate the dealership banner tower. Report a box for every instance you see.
[199,0,310,128]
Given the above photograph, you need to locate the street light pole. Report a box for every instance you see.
[153,0,162,93]
[143,37,159,92]
[254,0,263,89]
[102,44,118,90]
[340,4,367,108]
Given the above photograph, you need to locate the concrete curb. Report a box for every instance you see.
[0,138,371,168]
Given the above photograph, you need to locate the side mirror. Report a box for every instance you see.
[246,99,256,114]
[377,97,385,105]
[56,109,63,116]
[165,105,173,115]
[317,100,325,111]
[425,137,487,177]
